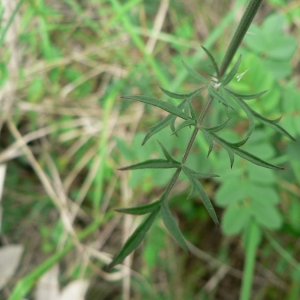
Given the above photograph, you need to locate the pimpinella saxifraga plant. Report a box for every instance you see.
[106,0,295,271]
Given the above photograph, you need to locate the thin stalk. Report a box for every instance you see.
[240,220,260,300]
[219,0,264,76]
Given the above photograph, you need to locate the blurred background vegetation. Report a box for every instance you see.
[0,0,300,299]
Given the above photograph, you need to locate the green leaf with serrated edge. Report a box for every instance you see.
[187,99,197,120]
[172,119,196,135]
[232,147,283,170]
[121,95,190,120]
[201,129,214,157]
[157,140,176,162]
[159,86,206,100]
[250,108,296,141]
[106,207,159,270]
[183,168,219,225]
[161,200,189,252]
[221,55,242,86]
[230,95,255,137]
[207,86,234,110]
[225,88,267,100]
[182,61,209,84]
[115,199,162,215]
[202,46,220,78]
[119,159,180,171]
[209,132,234,168]
[202,117,232,133]
[182,166,219,179]
[142,101,185,145]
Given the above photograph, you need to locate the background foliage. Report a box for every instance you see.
[0,0,300,299]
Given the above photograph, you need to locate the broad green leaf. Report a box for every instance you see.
[201,129,214,157]
[106,208,159,270]
[122,95,190,120]
[232,147,283,170]
[161,200,189,252]
[182,61,209,84]
[159,86,206,100]
[250,108,296,141]
[172,119,196,135]
[202,117,232,133]
[182,166,219,179]
[202,46,220,78]
[157,140,176,162]
[207,86,234,110]
[222,204,251,235]
[183,168,219,225]
[225,88,267,100]
[115,199,162,215]
[119,159,180,171]
[221,55,242,86]
[209,132,235,168]
[230,95,255,137]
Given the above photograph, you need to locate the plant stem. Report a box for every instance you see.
[219,0,264,76]
[240,220,260,300]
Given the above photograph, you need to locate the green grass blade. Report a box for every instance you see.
[119,159,180,170]
[115,199,162,215]
[122,95,190,120]
[161,200,189,252]
[106,207,160,270]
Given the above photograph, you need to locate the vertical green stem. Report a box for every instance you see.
[219,0,264,76]
[240,220,260,300]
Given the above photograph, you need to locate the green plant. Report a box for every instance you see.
[107,2,296,298]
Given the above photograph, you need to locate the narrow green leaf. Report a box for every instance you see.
[159,86,206,100]
[208,86,234,110]
[115,199,162,215]
[209,132,235,168]
[106,208,159,270]
[232,147,284,170]
[157,140,177,162]
[202,117,232,133]
[182,166,219,179]
[230,95,255,137]
[183,167,219,225]
[182,61,209,84]
[221,55,242,86]
[142,101,185,145]
[229,136,249,147]
[119,159,180,170]
[250,109,296,141]
[187,99,197,120]
[122,95,190,120]
[225,88,267,100]
[172,119,196,135]
[161,201,189,252]
[201,129,214,157]
[201,46,220,78]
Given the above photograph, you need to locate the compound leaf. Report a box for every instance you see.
[115,199,162,215]
[161,200,189,252]
[201,129,214,157]
[106,207,160,270]
[208,86,234,110]
[122,95,190,120]
[119,159,180,171]
[182,165,219,179]
[172,119,196,135]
